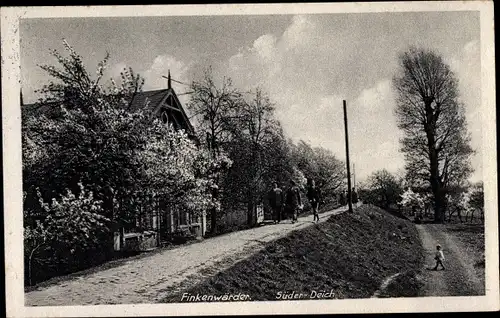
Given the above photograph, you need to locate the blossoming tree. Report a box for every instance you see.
[400,188,425,216]
[22,40,230,285]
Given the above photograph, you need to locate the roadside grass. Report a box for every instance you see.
[162,204,424,302]
[379,270,425,298]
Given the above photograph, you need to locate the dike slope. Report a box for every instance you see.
[164,205,424,301]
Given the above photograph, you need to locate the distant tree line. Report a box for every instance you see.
[359,169,484,224]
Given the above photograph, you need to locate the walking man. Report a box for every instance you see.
[307,179,321,223]
[268,182,284,224]
[352,187,358,204]
[286,180,302,224]
[339,191,345,206]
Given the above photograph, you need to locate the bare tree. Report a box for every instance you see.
[189,67,242,155]
[393,47,474,223]
[227,88,279,226]
[188,67,242,233]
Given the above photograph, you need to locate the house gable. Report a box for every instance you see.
[128,72,196,138]
[150,88,195,136]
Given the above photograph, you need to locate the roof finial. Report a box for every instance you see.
[168,69,171,89]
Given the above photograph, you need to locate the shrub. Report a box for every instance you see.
[24,183,110,285]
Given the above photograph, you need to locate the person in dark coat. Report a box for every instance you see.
[339,191,346,206]
[307,179,322,223]
[268,182,284,224]
[286,180,302,224]
[352,187,358,204]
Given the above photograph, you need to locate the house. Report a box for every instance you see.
[22,71,207,251]
[123,71,207,250]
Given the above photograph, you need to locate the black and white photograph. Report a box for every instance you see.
[2,2,498,316]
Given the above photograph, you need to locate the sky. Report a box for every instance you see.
[20,11,482,183]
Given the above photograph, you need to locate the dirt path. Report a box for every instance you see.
[26,204,359,306]
[416,224,484,296]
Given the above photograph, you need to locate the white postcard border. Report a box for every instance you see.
[2,2,497,317]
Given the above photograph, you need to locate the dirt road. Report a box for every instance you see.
[26,205,356,306]
[416,224,485,296]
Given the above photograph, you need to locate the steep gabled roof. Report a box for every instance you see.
[128,87,196,137]
[22,101,64,119]
[127,89,169,113]
[22,88,197,138]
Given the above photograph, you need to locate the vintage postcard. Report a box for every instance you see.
[2,2,498,317]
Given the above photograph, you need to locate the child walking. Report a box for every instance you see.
[433,244,446,270]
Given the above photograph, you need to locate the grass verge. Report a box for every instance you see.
[443,223,485,287]
[163,204,424,302]
[379,270,425,297]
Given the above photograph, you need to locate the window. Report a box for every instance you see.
[161,111,169,124]
[178,209,188,226]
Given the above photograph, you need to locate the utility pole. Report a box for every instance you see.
[343,100,353,213]
[353,163,356,188]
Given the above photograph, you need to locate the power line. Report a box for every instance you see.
[171,78,190,86]
[161,75,191,86]
[177,91,194,96]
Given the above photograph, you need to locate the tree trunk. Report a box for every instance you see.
[433,191,445,223]
[247,182,254,227]
[120,224,125,251]
[103,187,115,255]
[247,145,259,227]
[156,204,161,247]
[247,173,258,227]
[425,100,445,224]
[209,129,218,235]
[28,255,32,286]
[429,152,445,223]
[28,247,38,286]
[210,206,217,234]
[117,196,125,250]
[210,185,218,234]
